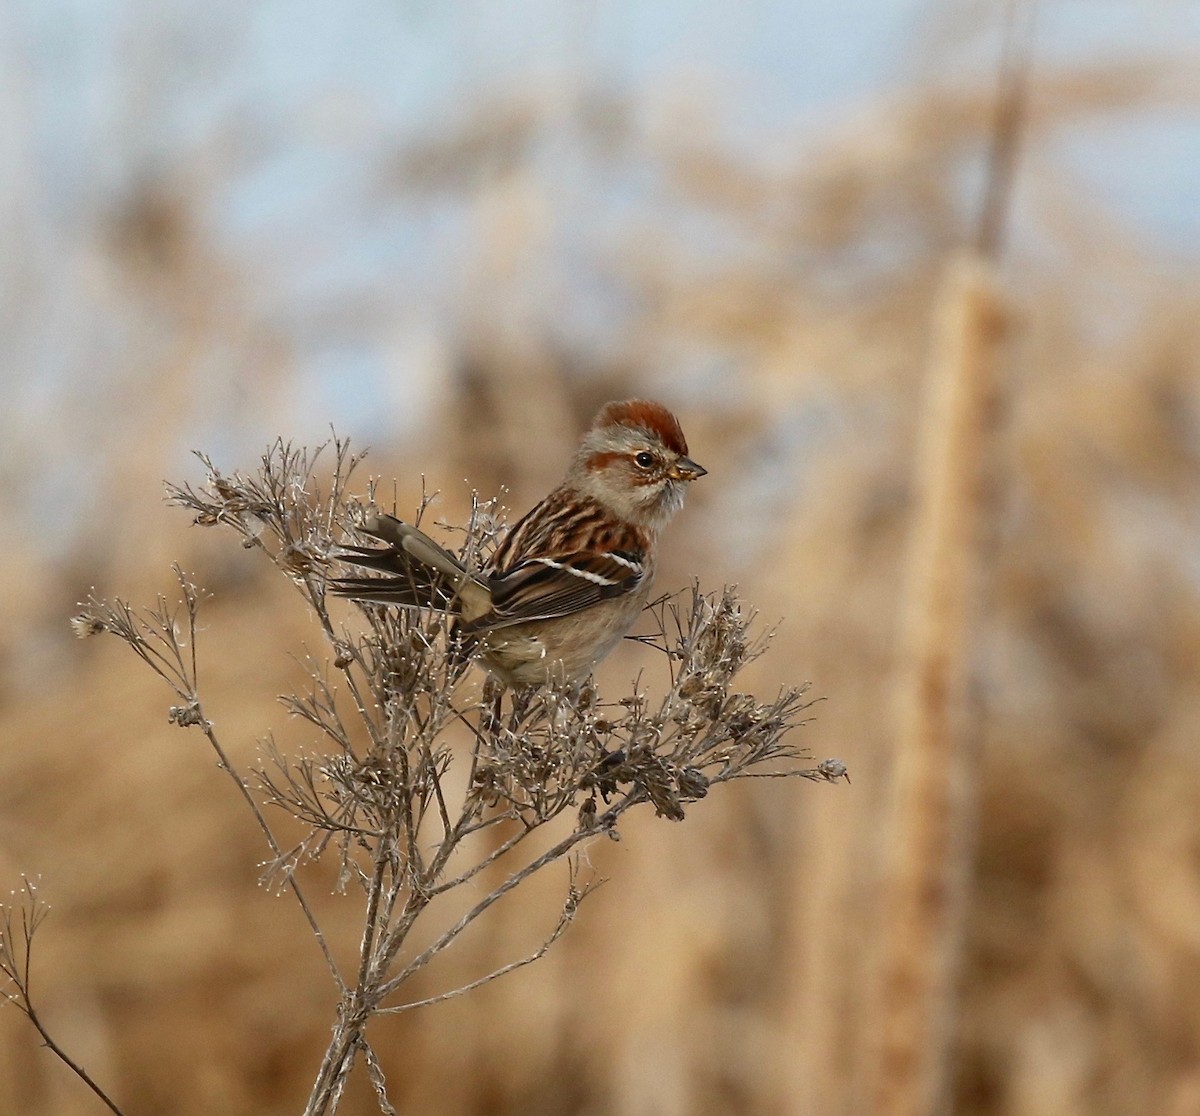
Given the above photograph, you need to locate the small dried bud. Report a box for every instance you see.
[355,756,392,789]
[280,544,315,576]
[635,756,685,821]
[677,767,709,801]
[596,749,625,771]
[320,755,354,784]
[671,704,703,727]
[581,749,624,800]
[574,683,596,709]
[70,614,107,639]
[726,704,760,739]
[647,783,685,821]
[167,701,205,727]
[817,758,850,783]
[470,764,503,806]
[211,475,239,501]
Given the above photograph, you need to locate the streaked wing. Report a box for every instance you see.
[328,546,460,608]
[463,549,645,633]
[328,514,485,610]
[327,574,458,608]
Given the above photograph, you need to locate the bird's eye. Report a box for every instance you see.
[634,451,655,470]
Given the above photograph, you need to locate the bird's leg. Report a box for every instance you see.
[507,687,536,732]
[481,675,504,740]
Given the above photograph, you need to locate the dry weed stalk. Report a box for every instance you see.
[2,436,843,1116]
[868,256,1005,1115]
[0,880,123,1116]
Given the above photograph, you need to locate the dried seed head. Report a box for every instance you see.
[210,474,239,501]
[677,767,709,801]
[280,543,317,576]
[817,757,850,783]
[70,613,108,638]
[167,701,205,727]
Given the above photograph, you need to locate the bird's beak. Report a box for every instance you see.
[670,457,707,482]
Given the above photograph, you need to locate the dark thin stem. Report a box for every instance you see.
[21,1002,126,1116]
[199,718,345,993]
[378,892,580,1014]
[975,0,1038,260]
[355,852,391,997]
[375,801,632,1000]
[305,884,431,1116]
[2,894,127,1116]
[428,758,454,843]
[428,818,550,897]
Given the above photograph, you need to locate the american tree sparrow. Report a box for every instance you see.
[330,399,705,687]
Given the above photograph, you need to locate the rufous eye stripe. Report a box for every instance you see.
[584,451,624,472]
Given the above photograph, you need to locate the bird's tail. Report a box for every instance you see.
[328,513,491,616]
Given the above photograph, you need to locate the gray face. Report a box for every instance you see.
[571,423,703,529]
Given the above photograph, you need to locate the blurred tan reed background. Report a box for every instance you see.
[3,1,1200,1113]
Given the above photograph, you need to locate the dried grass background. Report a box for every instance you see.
[3,2,1200,1113]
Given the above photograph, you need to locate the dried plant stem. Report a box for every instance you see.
[305,821,604,1114]
[48,438,838,1115]
[377,900,576,1015]
[867,253,1005,1114]
[18,1006,125,1116]
[198,714,346,993]
[976,0,1039,259]
[0,881,126,1116]
[378,827,599,999]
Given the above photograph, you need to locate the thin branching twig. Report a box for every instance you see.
[0,880,127,1116]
